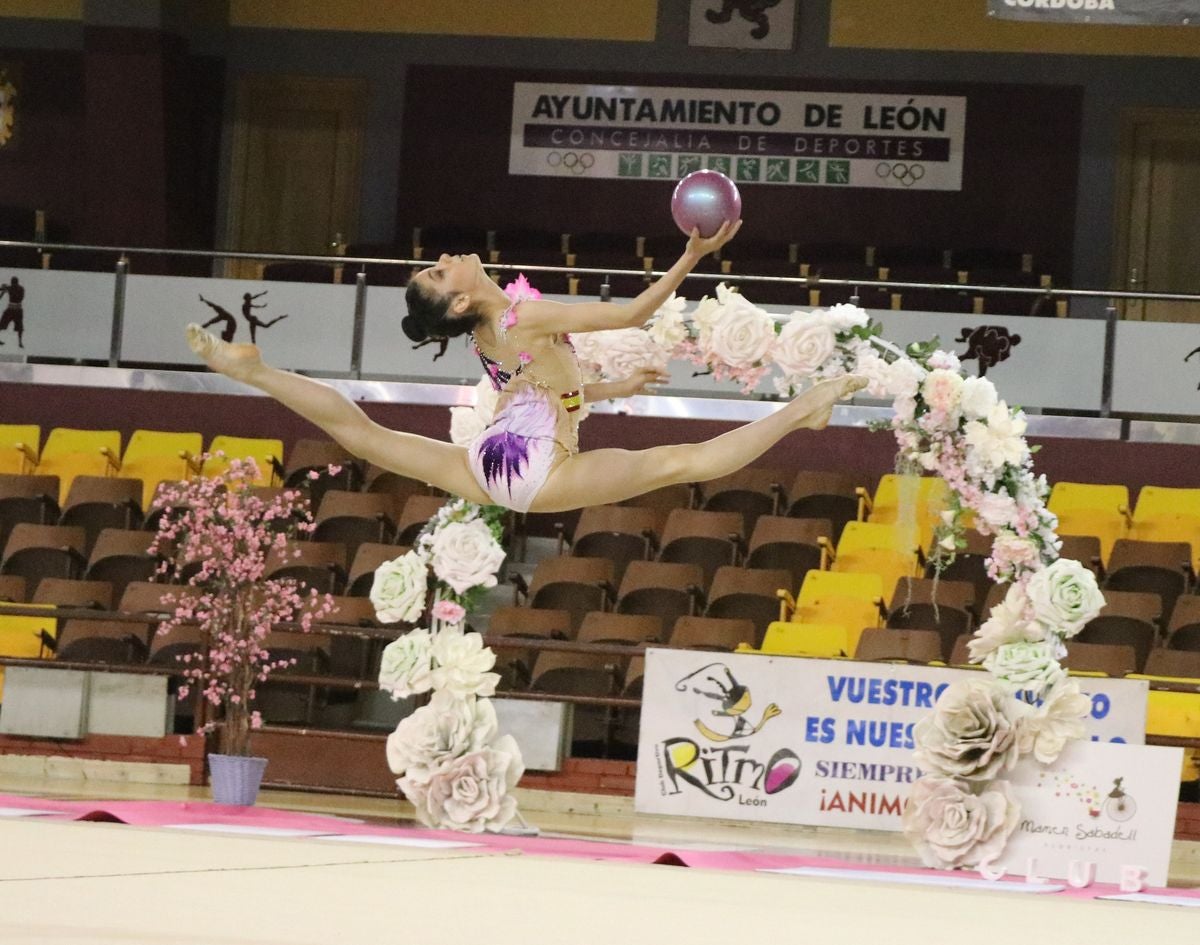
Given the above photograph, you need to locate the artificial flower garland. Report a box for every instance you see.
[372,498,525,833]
[432,278,1108,859]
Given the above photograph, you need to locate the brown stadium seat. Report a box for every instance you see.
[704,566,791,646]
[745,515,829,592]
[668,615,756,652]
[657,509,745,586]
[855,627,946,664]
[615,560,704,628]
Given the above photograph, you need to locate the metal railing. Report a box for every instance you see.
[4,237,1200,418]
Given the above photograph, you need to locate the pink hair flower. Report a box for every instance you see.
[518,351,533,365]
[503,273,541,302]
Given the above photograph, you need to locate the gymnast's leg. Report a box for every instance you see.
[529,374,867,513]
[186,324,491,504]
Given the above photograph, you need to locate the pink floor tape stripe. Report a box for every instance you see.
[2,793,1196,901]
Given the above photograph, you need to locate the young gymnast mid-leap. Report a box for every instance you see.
[186,220,866,513]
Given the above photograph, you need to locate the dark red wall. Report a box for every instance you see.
[397,66,1083,280]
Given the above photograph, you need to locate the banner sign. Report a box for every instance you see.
[995,740,1181,886]
[509,83,967,190]
[0,267,113,362]
[634,649,1148,833]
[988,0,1200,24]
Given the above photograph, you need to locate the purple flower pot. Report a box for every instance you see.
[208,753,268,806]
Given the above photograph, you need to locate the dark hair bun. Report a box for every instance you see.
[401,314,428,343]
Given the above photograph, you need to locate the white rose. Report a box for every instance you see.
[1016,679,1089,764]
[386,690,498,780]
[592,328,669,379]
[430,625,500,698]
[429,519,505,595]
[370,551,429,624]
[885,357,927,400]
[820,302,870,332]
[378,628,434,699]
[920,369,964,417]
[774,315,836,379]
[647,295,690,350]
[913,678,1023,781]
[705,305,777,369]
[902,776,1021,870]
[927,349,962,372]
[400,735,525,833]
[986,531,1044,582]
[449,406,487,446]
[690,294,722,348]
[959,375,998,421]
[983,640,1065,695]
[963,402,1030,479]
[852,351,895,398]
[1025,557,1105,639]
[974,491,1019,531]
[968,585,1041,663]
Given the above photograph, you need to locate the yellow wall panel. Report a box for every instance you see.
[230,0,658,41]
[0,0,82,20]
[831,0,1200,58]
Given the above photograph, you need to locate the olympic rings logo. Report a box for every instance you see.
[875,162,926,187]
[546,151,595,175]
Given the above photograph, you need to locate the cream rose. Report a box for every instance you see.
[963,402,1030,479]
[400,735,525,833]
[370,551,428,624]
[913,679,1022,781]
[1025,557,1105,639]
[593,328,669,379]
[968,584,1043,663]
[647,295,690,350]
[1016,679,1090,764]
[429,519,505,595]
[920,369,964,417]
[430,625,500,698]
[386,690,498,780]
[983,640,1065,694]
[959,375,998,421]
[902,776,1021,870]
[820,302,870,332]
[378,628,434,699]
[705,304,776,370]
[773,316,836,380]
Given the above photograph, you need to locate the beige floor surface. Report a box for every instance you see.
[1,774,1198,944]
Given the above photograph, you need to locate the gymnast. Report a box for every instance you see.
[187,220,866,514]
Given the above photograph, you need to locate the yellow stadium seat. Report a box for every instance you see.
[827,521,921,601]
[776,570,885,654]
[0,425,40,475]
[862,474,949,549]
[1054,509,1128,565]
[797,569,884,608]
[1126,673,1200,781]
[34,429,122,504]
[203,436,284,486]
[758,621,853,658]
[1133,486,1200,521]
[1048,482,1131,516]
[0,602,56,701]
[117,430,205,509]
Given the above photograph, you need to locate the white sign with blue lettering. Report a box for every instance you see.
[634,649,1147,831]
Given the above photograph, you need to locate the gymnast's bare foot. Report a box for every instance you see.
[787,374,868,430]
[186,323,262,383]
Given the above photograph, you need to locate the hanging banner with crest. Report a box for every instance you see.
[987,0,1200,25]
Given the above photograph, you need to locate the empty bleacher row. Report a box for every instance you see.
[1,202,1061,314]
[2,424,1200,770]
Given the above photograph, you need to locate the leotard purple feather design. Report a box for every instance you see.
[466,294,580,512]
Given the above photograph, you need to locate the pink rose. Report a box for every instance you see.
[432,600,466,625]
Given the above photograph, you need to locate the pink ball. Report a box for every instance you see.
[671,170,742,239]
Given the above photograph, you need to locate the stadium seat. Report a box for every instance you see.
[854,627,945,664]
[346,542,410,598]
[0,424,39,475]
[58,475,144,555]
[203,435,284,486]
[34,428,122,505]
[1047,482,1131,563]
[396,494,450,545]
[264,540,348,595]
[84,528,159,603]
[657,509,745,586]
[54,618,149,664]
[828,520,922,601]
[614,560,704,628]
[0,574,26,602]
[0,601,55,700]
[704,566,791,645]
[487,606,574,688]
[698,467,789,536]
[0,473,60,554]
[787,470,860,544]
[862,474,950,550]
[1104,539,1192,619]
[313,490,398,561]
[514,556,616,634]
[31,577,113,611]
[745,515,829,590]
[758,621,853,658]
[1062,640,1137,676]
[577,611,663,647]
[668,615,756,652]
[1,523,88,586]
[112,430,203,510]
[886,577,976,659]
[568,504,662,585]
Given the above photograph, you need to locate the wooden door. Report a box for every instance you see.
[224,75,367,278]
[1115,109,1200,322]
